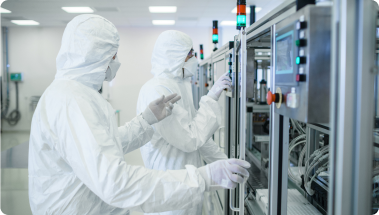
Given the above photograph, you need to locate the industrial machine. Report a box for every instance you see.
[193,0,378,215]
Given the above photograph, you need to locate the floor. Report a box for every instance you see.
[1,131,143,215]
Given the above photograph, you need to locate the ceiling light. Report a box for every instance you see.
[149,6,177,13]
[231,6,262,14]
[11,20,40,26]
[0,8,11,13]
[152,20,175,25]
[221,21,237,26]
[62,7,94,13]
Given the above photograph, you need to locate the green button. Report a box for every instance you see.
[296,57,300,65]
[295,40,300,46]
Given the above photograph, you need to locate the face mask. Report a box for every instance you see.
[183,56,198,78]
[105,55,121,81]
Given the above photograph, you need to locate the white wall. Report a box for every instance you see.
[2,26,241,132]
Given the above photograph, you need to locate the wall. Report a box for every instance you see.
[1,25,241,132]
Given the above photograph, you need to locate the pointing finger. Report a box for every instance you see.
[168,95,181,104]
[163,93,177,103]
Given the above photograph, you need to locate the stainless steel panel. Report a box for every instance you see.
[274,6,332,123]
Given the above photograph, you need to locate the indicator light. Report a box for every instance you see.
[212,20,218,44]
[236,0,246,30]
[296,74,306,82]
[296,56,306,65]
[295,39,306,47]
[200,44,204,60]
[212,34,219,42]
[296,21,307,30]
[195,52,197,58]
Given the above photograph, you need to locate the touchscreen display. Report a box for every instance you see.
[276,31,294,75]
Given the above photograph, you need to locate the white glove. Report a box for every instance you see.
[198,159,250,192]
[142,93,181,125]
[207,72,232,101]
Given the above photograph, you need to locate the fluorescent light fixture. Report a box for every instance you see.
[221,21,237,26]
[0,8,11,13]
[149,6,177,13]
[11,20,40,25]
[152,20,175,25]
[231,6,262,14]
[62,7,94,13]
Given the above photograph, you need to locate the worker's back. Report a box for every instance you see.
[28,79,129,215]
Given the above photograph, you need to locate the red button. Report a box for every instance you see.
[296,74,306,82]
[296,74,300,82]
[267,91,276,105]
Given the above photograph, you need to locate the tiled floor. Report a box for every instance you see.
[1,131,32,215]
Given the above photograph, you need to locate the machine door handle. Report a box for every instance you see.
[217,126,225,149]
[229,188,240,212]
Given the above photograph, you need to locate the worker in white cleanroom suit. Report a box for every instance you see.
[28,15,250,215]
[137,30,233,215]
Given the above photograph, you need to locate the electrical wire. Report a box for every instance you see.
[288,139,306,184]
[298,146,307,175]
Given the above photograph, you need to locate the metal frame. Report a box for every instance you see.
[328,0,377,215]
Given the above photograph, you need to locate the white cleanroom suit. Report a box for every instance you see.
[28,15,250,215]
[136,30,230,215]
[28,15,201,215]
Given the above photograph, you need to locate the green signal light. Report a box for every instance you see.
[296,57,300,65]
[212,34,218,43]
[200,53,204,59]
[237,15,246,27]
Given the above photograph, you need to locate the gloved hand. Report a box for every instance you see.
[142,93,181,125]
[198,159,250,192]
[207,72,232,101]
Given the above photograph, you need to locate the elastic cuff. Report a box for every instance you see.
[198,166,211,192]
[142,106,159,125]
[207,91,218,101]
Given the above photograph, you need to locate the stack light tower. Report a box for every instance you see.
[199,44,204,60]
[236,0,247,30]
[212,20,218,52]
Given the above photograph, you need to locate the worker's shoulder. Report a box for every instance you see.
[140,78,174,95]
[43,80,103,105]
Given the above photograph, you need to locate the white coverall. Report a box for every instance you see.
[28,15,207,215]
[137,30,228,215]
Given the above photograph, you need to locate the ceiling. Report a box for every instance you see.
[0,0,284,27]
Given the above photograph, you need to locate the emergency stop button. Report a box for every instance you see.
[267,91,280,105]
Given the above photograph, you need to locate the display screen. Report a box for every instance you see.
[276,30,294,75]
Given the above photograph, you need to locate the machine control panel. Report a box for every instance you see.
[269,5,331,123]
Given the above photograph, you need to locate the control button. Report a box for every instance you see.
[296,56,306,65]
[296,74,306,82]
[228,62,232,65]
[299,49,305,56]
[296,21,307,30]
[267,91,280,105]
[299,67,304,74]
[287,87,299,108]
[205,83,209,87]
[299,31,305,39]
[295,39,307,47]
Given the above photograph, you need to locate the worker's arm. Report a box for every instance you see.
[138,86,222,153]
[118,115,154,154]
[199,138,228,164]
[56,97,206,212]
